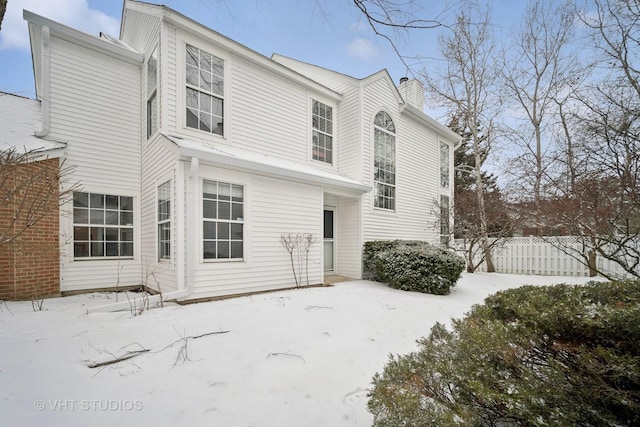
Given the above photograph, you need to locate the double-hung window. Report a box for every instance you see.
[203,180,244,260]
[147,46,158,138]
[373,111,396,210]
[186,44,224,136]
[73,192,134,259]
[312,100,333,164]
[158,181,171,260]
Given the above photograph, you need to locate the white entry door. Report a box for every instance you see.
[323,209,334,272]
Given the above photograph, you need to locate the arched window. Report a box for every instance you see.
[373,111,396,210]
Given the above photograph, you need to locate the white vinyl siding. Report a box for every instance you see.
[361,77,441,244]
[47,34,142,292]
[229,55,308,162]
[140,136,180,294]
[189,167,322,299]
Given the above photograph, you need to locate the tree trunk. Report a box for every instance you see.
[473,137,495,273]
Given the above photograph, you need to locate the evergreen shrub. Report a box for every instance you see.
[367,280,640,426]
[363,240,465,295]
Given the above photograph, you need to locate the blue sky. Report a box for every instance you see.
[0,0,520,110]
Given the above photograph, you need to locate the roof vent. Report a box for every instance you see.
[399,77,409,84]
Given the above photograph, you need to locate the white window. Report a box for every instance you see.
[373,111,396,210]
[147,46,158,138]
[158,181,171,260]
[440,141,450,188]
[73,192,134,259]
[440,195,450,247]
[312,100,333,164]
[203,180,244,260]
[186,44,224,136]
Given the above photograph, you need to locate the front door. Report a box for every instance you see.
[323,209,334,272]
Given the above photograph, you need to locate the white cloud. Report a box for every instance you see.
[345,37,378,61]
[0,0,119,50]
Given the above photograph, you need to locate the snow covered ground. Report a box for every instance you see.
[0,273,601,426]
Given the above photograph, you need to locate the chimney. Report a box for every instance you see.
[398,77,425,112]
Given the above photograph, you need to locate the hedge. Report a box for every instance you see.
[363,240,465,295]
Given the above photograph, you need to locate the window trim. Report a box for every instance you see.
[157,180,172,261]
[440,140,450,189]
[202,179,245,262]
[146,45,158,139]
[440,194,451,248]
[372,110,396,211]
[72,191,135,260]
[184,43,225,137]
[311,98,334,165]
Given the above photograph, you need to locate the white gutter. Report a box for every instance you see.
[400,103,462,145]
[177,145,370,195]
[34,25,50,138]
[86,157,199,314]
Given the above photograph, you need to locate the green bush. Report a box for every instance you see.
[363,240,465,295]
[368,280,640,426]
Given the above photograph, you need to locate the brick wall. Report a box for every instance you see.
[0,157,61,300]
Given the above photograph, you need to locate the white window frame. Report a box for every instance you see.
[157,180,171,261]
[202,180,245,261]
[440,194,451,248]
[373,111,396,211]
[311,99,334,164]
[147,45,158,139]
[72,192,134,260]
[440,141,450,189]
[185,43,225,136]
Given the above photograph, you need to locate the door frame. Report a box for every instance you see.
[323,207,335,273]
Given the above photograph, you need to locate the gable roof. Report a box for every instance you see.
[0,92,65,156]
[122,0,342,102]
[272,55,461,144]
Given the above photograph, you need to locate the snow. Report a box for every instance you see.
[0,273,601,426]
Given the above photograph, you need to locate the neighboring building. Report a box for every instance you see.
[0,93,65,300]
[2,0,459,302]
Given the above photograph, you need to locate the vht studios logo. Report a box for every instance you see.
[34,399,143,412]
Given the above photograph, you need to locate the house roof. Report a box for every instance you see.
[122,0,342,102]
[163,134,371,197]
[271,55,461,144]
[24,10,144,100]
[0,92,65,156]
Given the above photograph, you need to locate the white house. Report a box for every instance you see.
[12,0,459,304]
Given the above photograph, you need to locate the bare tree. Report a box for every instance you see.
[0,148,75,252]
[538,0,640,279]
[0,0,6,31]
[424,2,502,272]
[502,0,578,204]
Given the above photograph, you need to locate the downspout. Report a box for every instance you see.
[35,25,50,138]
[87,157,199,313]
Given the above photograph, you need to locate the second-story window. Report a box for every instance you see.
[312,100,333,164]
[373,111,396,210]
[440,141,450,188]
[147,46,158,138]
[186,44,224,136]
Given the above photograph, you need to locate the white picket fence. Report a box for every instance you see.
[452,236,637,279]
